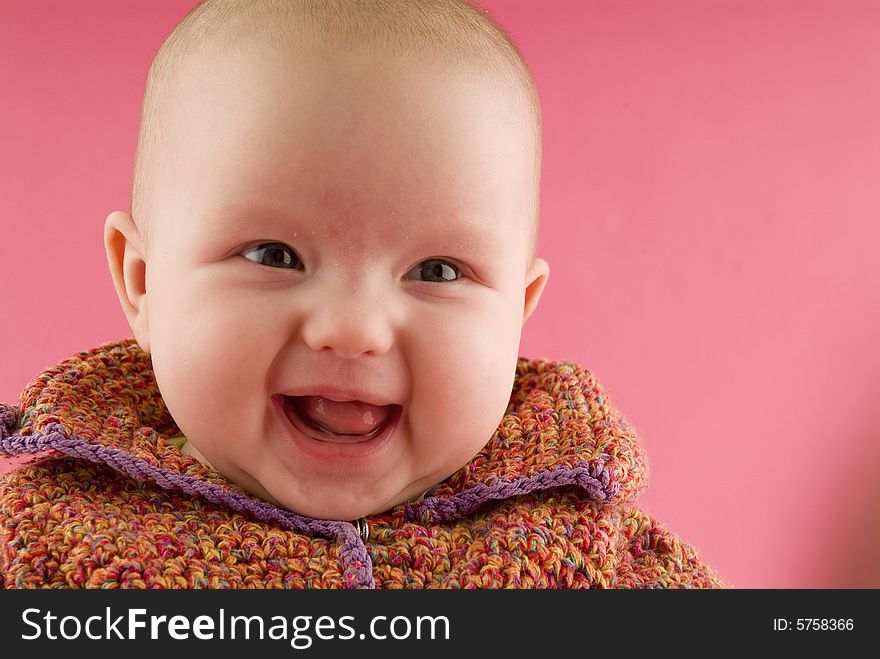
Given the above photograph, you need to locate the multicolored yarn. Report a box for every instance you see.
[0,339,726,589]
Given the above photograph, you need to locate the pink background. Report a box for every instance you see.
[2,0,879,589]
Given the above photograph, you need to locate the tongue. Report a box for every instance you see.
[295,396,390,435]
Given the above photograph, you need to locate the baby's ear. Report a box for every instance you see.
[523,257,549,324]
[104,211,150,353]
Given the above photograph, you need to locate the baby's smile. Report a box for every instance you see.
[275,393,403,462]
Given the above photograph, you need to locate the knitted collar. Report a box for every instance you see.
[1,338,648,526]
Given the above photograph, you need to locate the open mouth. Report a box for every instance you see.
[282,395,402,443]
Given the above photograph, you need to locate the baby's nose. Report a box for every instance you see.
[300,290,394,358]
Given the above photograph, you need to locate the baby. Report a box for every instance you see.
[0,0,725,588]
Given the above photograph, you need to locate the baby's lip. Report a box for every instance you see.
[274,386,399,408]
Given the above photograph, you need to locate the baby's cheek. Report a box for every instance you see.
[409,332,513,446]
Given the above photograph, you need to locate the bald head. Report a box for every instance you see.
[130,0,542,257]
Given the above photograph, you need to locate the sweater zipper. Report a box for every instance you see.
[353,517,370,543]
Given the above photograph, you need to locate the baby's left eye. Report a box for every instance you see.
[240,242,303,270]
[404,259,461,283]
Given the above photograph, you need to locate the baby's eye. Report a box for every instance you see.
[241,243,303,270]
[404,258,461,283]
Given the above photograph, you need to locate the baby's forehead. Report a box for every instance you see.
[134,1,541,257]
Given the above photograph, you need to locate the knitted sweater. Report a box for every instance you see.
[0,339,726,589]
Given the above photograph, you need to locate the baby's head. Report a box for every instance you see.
[104,0,549,520]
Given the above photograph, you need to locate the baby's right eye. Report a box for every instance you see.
[241,243,304,270]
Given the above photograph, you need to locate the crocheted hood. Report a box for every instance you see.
[1,338,648,535]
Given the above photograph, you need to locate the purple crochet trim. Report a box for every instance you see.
[0,422,374,589]
[405,462,617,523]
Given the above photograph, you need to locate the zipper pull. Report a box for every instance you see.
[353,517,370,542]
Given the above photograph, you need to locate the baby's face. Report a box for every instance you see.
[117,44,547,520]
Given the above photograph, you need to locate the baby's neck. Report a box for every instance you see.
[180,439,215,470]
